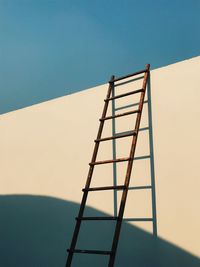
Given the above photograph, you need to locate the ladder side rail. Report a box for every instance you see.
[108,64,150,267]
[66,76,115,267]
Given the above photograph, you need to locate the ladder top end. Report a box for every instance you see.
[108,75,115,83]
[146,64,150,70]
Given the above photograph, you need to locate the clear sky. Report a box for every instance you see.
[0,0,200,114]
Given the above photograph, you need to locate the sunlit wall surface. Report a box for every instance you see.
[0,57,200,266]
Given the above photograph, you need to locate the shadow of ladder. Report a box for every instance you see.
[112,72,157,236]
[66,64,157,267]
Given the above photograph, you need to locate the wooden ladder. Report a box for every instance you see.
[66,64,150,267]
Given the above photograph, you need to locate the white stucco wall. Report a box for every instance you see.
[0,56,200,260]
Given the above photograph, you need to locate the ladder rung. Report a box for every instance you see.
[100,110,140,121]
[90,157,131,166]
[95,131,136,142]
[112,68,147,82]
[75,216,153,222]
[83,185,126,192]
[83,185,151,192]
[105,89,144,101]
[76,216,118,221]
[67,249,112,255]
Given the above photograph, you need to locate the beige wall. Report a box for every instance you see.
[0,56,200,259]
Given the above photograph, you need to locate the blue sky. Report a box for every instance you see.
[0,0,200,114]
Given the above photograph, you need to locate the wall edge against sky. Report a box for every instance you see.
[1,55,199,118]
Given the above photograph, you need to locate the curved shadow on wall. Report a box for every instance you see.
[0,195,199,267]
